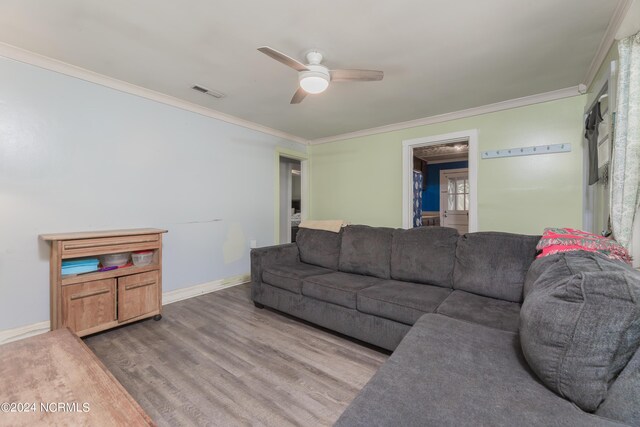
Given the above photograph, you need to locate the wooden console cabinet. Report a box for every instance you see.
[40,228,167,337]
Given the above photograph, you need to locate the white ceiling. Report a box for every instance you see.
[0,0,622,141]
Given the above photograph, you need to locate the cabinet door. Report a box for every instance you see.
[118,271,159,322]
[61,279,116,335]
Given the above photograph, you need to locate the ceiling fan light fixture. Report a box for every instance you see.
[299,66,330,94]
[300,75,329,94]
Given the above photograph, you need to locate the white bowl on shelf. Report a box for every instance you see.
[101,252,130,268]
[132,250,153,266]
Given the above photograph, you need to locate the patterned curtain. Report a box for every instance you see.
[413,170,423,227]
[611,32,640,249]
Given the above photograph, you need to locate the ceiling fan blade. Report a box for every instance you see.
[330,69,384,82]
[258,46,309,72]
[290,87,307,104]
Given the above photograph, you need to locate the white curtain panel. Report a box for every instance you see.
[611,32,640,249]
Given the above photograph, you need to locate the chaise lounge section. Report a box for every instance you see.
[335,313,630,427]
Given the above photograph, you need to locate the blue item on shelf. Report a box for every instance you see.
[62,258,99,276]
[62,265,99,275]
[62,258,99,267]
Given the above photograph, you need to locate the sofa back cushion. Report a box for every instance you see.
[339,225,394,279]
[296,228,342,270]
[390,227,458,287]
[453,232,539,302]
[520,252,640,412]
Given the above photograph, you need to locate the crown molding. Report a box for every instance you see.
[583,0,634,89]
[310,86,581,145]
[4,15,622,149]
[0,42,308,145]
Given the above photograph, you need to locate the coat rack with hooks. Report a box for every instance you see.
[481,143,571,160]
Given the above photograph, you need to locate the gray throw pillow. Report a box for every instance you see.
[520,253,640,412]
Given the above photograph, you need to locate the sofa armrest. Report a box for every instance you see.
[250,243,299,284]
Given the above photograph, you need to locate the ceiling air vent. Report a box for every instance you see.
[191,85,226,99]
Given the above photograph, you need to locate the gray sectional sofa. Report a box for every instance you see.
[250,225,640,426]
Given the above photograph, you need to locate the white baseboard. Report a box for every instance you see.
[0,273,250,346]
[162,273,250,305]
[0,321,51,346]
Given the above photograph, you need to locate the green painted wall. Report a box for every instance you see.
[309,95,587,235]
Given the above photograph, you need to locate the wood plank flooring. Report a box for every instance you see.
[84,283,388,427]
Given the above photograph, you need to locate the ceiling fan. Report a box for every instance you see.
[258,46,384,104]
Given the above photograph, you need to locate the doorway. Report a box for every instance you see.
[402,130,478,232]
[276,150,308,244]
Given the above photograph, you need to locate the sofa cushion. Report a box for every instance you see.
[390,227,458,287]
[296,228,342,270]
[524,251,632,299]
[335,314,617,427]
[357,280,451,325]
[262,262,333,294]
[523,252,568,299]
[436,290,521,333]
[453,232,539,302]
[302,272,382,309]
[520,252,640,412]
[338,225,394,279]
[596,346,640,425]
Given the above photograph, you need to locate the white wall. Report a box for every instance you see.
[0,56,306,330]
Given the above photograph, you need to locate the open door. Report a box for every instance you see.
[440,168,469,234]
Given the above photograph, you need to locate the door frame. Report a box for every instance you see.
[275,148,308,244]
[401,129,478,231]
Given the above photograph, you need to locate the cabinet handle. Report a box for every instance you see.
[125,280,156,291]
[70,288,110,300]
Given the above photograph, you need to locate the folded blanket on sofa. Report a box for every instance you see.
[536,227,632,264]
[298,220,345,233]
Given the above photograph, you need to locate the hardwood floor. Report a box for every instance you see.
[84,283,388,427]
